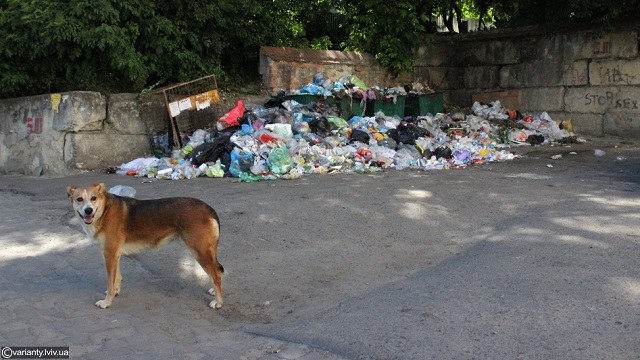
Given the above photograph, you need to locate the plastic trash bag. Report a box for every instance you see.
[108,185,136,198]
[250,158,268,175]
[268,147,292,175]
[349,75,368,89]
[205,159,225,178]
[217,100,245,130]
[229,148,254,177]
[265,123,293,139]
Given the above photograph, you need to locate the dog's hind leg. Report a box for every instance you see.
[192,245,224,309]
[204,260,224,309]
[193,247,223,309]
[183,216,224,309]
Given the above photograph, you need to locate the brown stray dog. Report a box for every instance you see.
[67,183,224,309]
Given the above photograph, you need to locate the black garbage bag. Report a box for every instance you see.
[433,146,453,160]
[410,124,431,138]
[390,122,432,145]
[220,147,233,176]
[378,137,397,149]
[309,117,334,136]
[189,132,233,166]
[526,134,545,145]
[388,125,415,145]
[350,129,370,144]
[264,91,286,108]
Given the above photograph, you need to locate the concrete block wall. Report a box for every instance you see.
[0,92,160,175]
[261,25,640,137]
[424,26,640,136]
[0,89,253,175]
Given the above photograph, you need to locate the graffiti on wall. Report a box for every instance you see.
[584,91,638,110]
[25,117,43,134]
[592,40,611,55]
[603,67,637,85]
[565,63,588,84]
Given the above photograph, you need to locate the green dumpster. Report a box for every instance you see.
[405,92,444,116]
[339,95,367,118]
[370,96,406,117]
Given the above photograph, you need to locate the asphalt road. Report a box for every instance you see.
[0,136,638,359]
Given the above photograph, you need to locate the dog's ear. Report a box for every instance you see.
[66,185,77,199]
[96,183,107,194]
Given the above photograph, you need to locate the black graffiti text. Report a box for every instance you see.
[604,67,637,85]
[584,92,638,109]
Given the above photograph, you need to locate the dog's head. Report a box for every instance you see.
[67,183,108,225]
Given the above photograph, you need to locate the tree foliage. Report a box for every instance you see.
[1,0,639,98]
[0,0,298,98]
[334,0,431,75]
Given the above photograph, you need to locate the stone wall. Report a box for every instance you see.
[0,89,268,175]
[0,92,164,176]
[260,24,640,137]
[0,89,262,175]
[260,46,410,94]
[426,26,640,137]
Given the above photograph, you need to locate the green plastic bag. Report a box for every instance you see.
[326,115,348,129]
[268,147,292,175]
[205,159,225,178]
[350,75,368,90]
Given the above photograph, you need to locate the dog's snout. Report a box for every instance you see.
[84,207,94,215]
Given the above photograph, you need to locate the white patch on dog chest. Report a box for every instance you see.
[121,242,152,255]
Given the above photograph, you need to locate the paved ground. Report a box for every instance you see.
[0,136,638,359]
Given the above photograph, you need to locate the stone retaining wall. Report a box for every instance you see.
[261,24,640,137]
[429,26,640,137]
[0,90,261,175]
[0,92,165,175]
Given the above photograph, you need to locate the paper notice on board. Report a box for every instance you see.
[196,98,211,110]
[194,90,220,110]
[168,101,181,117]
[178,98,193,111]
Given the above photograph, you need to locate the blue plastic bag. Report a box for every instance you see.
[229,148,254,177]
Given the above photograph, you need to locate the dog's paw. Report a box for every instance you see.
[207,288,216,296]
[95,299,111,309]
[208,300,222,309]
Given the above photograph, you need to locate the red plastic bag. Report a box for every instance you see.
[218,100,244,128]
[258,133,279,143]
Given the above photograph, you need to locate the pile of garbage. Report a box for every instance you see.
[288,72,422,103]
[117,91,579,182]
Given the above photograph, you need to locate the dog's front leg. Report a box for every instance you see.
[96,251,120,309]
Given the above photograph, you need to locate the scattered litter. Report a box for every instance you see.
[506,173,552,180]
[569,152,578,155]
[594,149,606,157]
[551,154,562,160]
[108,185,136,198]
[616,156,626,161]
[116,74,582,182]
[546,164,554,168]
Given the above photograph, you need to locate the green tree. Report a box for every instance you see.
[0,0,298,97]
[333,0,432,75]
[2,0,639,98]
